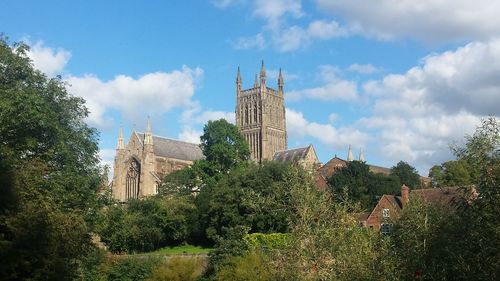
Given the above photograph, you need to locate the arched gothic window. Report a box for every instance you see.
[126,158,141,200]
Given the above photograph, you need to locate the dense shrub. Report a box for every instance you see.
[147,257,205,281]
[215,251,273,281]
[106,257,160,281]
[243,233,290,250]
[98,196,196,253]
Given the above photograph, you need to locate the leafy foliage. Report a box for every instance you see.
[147,257,205,281]
[0,37,103,280]
[98,196,196,253]
[390,161,421,188]
[429,159,473,187]
[106,257,160,281]
[328,161,401,210]
[200,119,250,173]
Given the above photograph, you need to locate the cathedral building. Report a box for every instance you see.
[235,62,288,162]
[111,119,204,202]
[112,62,322,202]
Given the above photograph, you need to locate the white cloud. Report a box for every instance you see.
[178,105,235,144]
[348,63,381,74]
[286,108,368,150]
[275,20,348,52]
[253,0,303,29]
[356,39,500,173]
[99,148,116,168]
[66,66,203,129]
[179,127,203,144]
[233,33,266,50]
[27,41,71,77]
[288,65,358,101]
[316,0,500,43]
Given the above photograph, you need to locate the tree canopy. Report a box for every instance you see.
[0,37,103,280]
[328,161,400,210]
[390,161,421,188]
[200,119,250,173]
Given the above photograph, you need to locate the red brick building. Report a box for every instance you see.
[364,185,471,233]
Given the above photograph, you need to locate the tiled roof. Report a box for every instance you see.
[273,145,311,162]
[411,187,466,207]
[138,133,204,161]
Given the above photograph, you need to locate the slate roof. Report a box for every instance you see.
[273,145,311,162]
[138,133,204,161]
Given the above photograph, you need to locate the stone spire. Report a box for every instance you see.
[359,149,365,162]
[236,66,242,91]
[347,145,354,161]
[254,74,259,88]
[144,116,153,145]
[278,68,284,92]
[117,126,125,150]
[260,60,266,86]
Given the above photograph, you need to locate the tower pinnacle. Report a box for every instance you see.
[347,145,354,161]
[359,149,365,162]
[260,60,266,85]
[236,66,242,85]
[117,126,125,150]
[254,74,259,88]
[144,116,153,145]
[278,68,284,92]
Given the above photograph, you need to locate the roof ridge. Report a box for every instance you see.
[274,146,309,154]
[136,132,200,146]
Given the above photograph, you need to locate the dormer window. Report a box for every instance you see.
[383,208,390,218]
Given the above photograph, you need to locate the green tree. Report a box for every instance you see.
[390,161,421,188]
[195,162,292,241]
[429,159,472,187]
[200,119,250,172]
[328,161,400,210]
[0,37,102,280]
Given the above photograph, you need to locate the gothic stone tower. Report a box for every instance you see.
[235,61,287,162]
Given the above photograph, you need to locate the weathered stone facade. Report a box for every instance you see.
[111,121,203,202]
[235,62,287,162]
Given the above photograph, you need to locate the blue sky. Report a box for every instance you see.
[2,0,500,175]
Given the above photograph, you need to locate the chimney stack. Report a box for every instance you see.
[401,184,410,208]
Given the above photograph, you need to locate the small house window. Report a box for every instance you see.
[383,208,390,218]
[381,223,392,235]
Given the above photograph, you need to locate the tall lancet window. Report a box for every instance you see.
[126,158,141,200]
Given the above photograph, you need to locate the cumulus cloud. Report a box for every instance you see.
[270,19,348,52]
[26,41,71,77]
[233,33,266,50]
[316,0,500,43]
[348,63,381,74]
[286,108,368,150]
[66,66,203,129]
[370,39,500,116]
[288,65,358,101]
[178,105,236,143]
[356,40,500,173]
[253,0,303,29]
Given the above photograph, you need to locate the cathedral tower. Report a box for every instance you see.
[235,61,287,162]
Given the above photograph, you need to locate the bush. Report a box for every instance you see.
[243,233,290,250]
[106,257,160,281]
[215,251,273,281]
[147,257,205,281]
